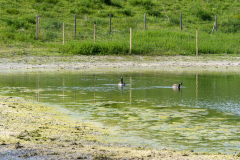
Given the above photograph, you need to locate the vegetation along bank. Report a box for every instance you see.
[1,0,240,56]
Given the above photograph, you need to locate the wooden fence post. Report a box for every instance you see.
[94,22,96,43]
[109,13,111,34]
[215,15,217,32]
[196,30,198,56]
[130,27,132,54]
[74,14,76,36]
[36,15,39,40]
[180,13,182,31]
[144,13,146,30]
[63,22,65,45]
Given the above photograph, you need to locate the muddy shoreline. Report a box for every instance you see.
[1,55,240,159]
[1,55,240,73]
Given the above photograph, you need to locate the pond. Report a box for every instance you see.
[0,71,240,154]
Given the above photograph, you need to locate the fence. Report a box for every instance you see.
[1,13,240,55]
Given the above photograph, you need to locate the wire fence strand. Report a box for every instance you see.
[1,13,240,55]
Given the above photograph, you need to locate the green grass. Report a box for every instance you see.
[0,0,240,55]
[59,30,240,55]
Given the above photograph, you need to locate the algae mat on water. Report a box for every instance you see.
[0,96,238,159]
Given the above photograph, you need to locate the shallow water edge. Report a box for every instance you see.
[0,95,237,159]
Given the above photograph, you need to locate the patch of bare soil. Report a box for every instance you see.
[0,55,240,73]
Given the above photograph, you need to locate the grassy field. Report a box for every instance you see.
[0,0,240,55]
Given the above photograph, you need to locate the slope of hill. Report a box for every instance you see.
[0,0,240,55]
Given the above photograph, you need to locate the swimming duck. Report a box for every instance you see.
[118,77,126,87]
[172,82,183,89]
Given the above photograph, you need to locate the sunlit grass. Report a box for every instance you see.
[1,0,240,55]
[56,29,240,55]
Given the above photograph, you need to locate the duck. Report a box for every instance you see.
[118,77,126,87]
[172,82,183,89]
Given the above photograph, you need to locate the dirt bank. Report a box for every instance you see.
[1,55,240,73]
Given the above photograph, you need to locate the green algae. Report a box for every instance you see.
[0,95,238,159]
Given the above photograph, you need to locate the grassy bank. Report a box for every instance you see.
[59,30,240,56]
[0,95,238,159]
[0,0,240,56]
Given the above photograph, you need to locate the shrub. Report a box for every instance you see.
[170,16,180,25]
[46,0,59,4]
[32,2,53,11]
[96,11,110,17]
[59,41,129,55]
[45,31,58,41]
[129,0,153,7]
[4,18,30,30]
[196,8,212,21]
[43,21,62,30]
[110,1,122,8]
[70,6,90,14]
[147,10,161,17]
[35,0,59,4]
[5,8,20,15]
[23,16,36,24]
[100,0,111,5]
[221,18,240,33]
[120,8,132,16]
[3,30,15,40]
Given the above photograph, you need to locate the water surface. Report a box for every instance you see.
[0,71,240,153]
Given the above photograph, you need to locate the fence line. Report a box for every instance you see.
[196,30,198,56]
[130,27,132,54]
[63,22,65,45]
[36,13,240,39]
[36,15,39,40]
[180,13,182,31]
[109,13,112,34]
[1,13,239,55]
[94,22,96,44]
